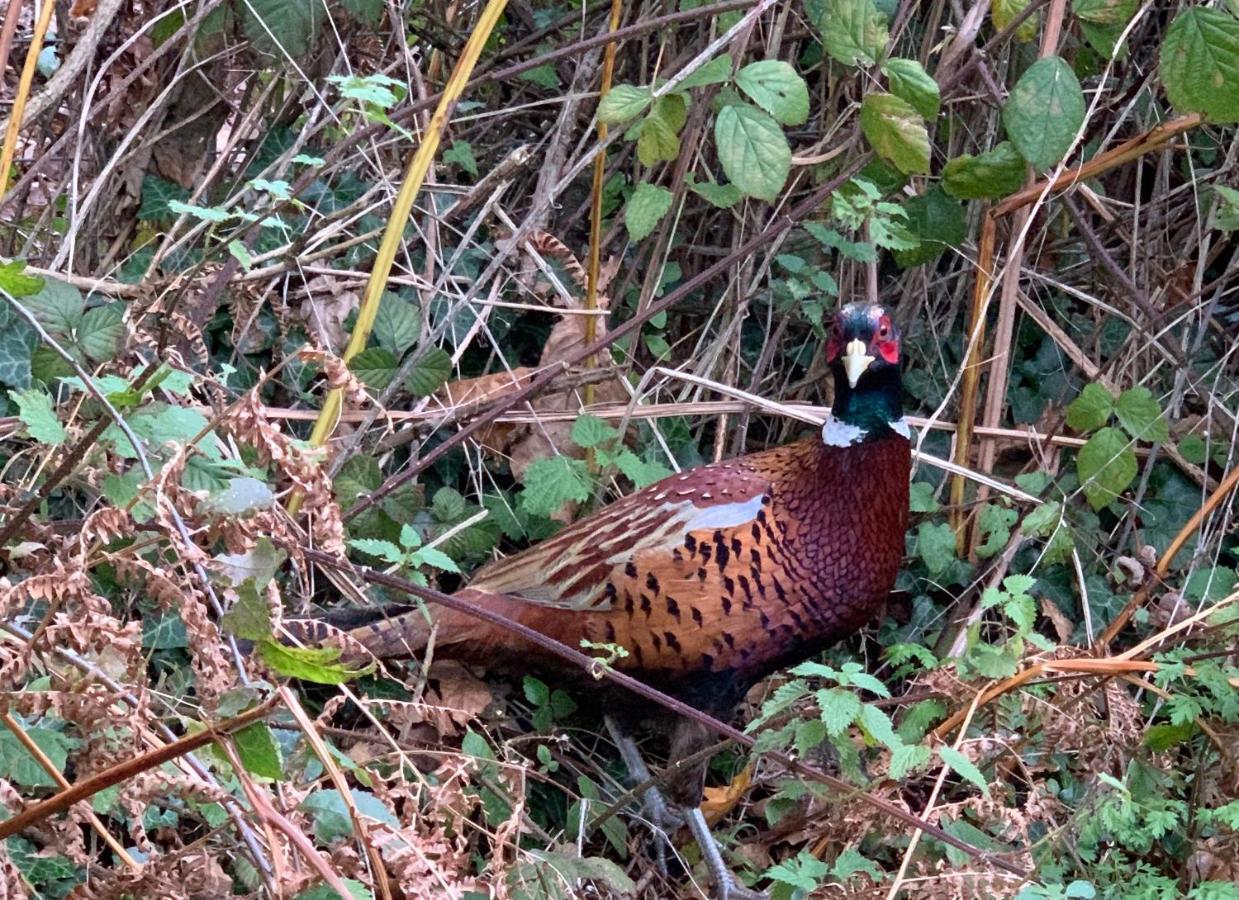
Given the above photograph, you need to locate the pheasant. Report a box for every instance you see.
[301,302,911,898]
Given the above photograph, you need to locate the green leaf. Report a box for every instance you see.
[221,580,274,641]
[442,140,478,177]
[883,57,940,118]
[794,718,827,756]
[0,725,71,787]
[0,260,44,297]
[735,60,810,125]
[1215,184,1239,231]
[1159,9,1239,123]
[405,346,452,397]
[917,520,957,575]
[1066,382,1115,432]
[637,95,686,165]
[412,545,460,574]
[348,538,405,564]
[890,743,933,778]
[677,55,733,89]
[234,723,283,780]
[909,481,939,512]
[817,0,889,67]
[215,538,286,587]
[24,277,83,335]
[373,292,420,354]
[941,142,1027,199]
[598,84,652,124]
[242,0,328,58]
[258,640,374,684]
[1076,426,1137,510]
[816,687,862,735]
[570,414,619,448]
[689,179,744,208]
[168,199,233,223]
[714,103,791,201]
[625,182,674,241]
[350,346,399,390]
[860,93,930,175]
[300,788,398,843]
[519,456,592,517]
[857,703,902,750]
[613,449,673,488]
[519,63,559,89]
[1115,386,1170,443]
[11,388,65,445]
[895,186,965,266]
[0,304,37,388]
[992,0,1040,42]
[1002,56,1086,170]
[202,476,276,517]
[938,745,990,796]
[1023,500,1063,537]
[975,502,1018,560]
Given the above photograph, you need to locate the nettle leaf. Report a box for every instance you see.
[570,414,619,448]
[714,103,791,201]
[1115,386,1170,443]
[938,746,990,796]
[860,93,930,175]
[242,0,328,58]
[11,388,65,446]
[1066,382,1114,432]
[405,346,452,397]
[1002,56,1085,170]
[1076,426,1137,510]
[520,456,592,517]
[857,704,902,750]
[941,142,1027,199]
[818,0,889,67]
[890,743,933,778]
[373,292,420,355]
[1159,8,1239,123]
[816,687,862,735]
[625,182,674,241]
[883,58,940,119]
[690,179,744,209]
[735,60,810,126]
[992,0,1040,43]
[1023,500,1063,537]
[442,139,478,177]
[895,186,965,267]
[597,84,652,124]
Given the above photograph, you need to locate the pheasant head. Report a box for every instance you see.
[823,302,905,444]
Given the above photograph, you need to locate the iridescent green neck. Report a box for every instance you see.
[830,366,904,438]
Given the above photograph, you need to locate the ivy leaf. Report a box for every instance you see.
[860,93,930,175]
[233,723,283,781]
[1002,56,1085,170]
[598,84,652,124]
[735,60,810,126]
[1159,8,1239,123]
[909,481,939,512]
[241,0,326,58]
[1115,386,1170,443]
[1076,426,1137,510]
[992,0,1040,42]
[938,746,990,796]
[883,58,940,119]
[405,346,452,397]
[373,292,420,355]
[23,278,83,335]
[895,187,965,267]
[520,456,592,517]
[975,503,1018,560]
[1065,382,1115,432]
[625,182,674,241]
[714,103,791,201]
[817,0,889,67]
[941,142,1027,199]
[917,521,957,575]
[11,388,65,446]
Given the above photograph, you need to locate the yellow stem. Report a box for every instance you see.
[0,0,57,195]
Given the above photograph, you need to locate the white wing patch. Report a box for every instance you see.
[684,494,765,531]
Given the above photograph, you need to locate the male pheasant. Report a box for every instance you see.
[306,302,911,897]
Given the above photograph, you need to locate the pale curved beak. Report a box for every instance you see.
[842,338,875,388]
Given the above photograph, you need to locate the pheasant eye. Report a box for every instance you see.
[877,323,891,340]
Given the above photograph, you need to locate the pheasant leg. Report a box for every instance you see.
[604,717,767,900]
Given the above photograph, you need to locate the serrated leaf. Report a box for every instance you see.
[11,388,65,446]
[910,481,939,512]
[233,723,283,780]
[1160,9,1239,123]
[373,292,420,354]
[0,260,44,297]
[714,103,791,201]
[625,182,674,241]
[637,95,686,165]
[816,688,862,736]
[895,186,965,266]
[348,538,405,564]
[818,0,889,66]
[570,414,619,448]
[1023,500,1063,537]
[690,179,744,208]
[890,743,932,778]
[168,199,233,223]
[1002,56,1085,170]
[917,520,956,575]
[598,84,651,124]
[883,58,940,118]
[1073,0,1136,25]
[1115,386,1169,443]
[677,55,733,90]
[614,449,673,488]
[23,278,82,335]
[413,545,460,574]
[1066,382,1114,432]
[519,456,592,517]
[941,142,1027,199]
[992,0,1039,42]
[860,93,930,174]
[857,703,902,750]
[794,718,827,756]
[1076,426,1137,510]
[241,0,328,58]
[258,640,374,684]
[405,346,452,397]
[735,60,809,125]
[350,346,399,390]
[938,746,990,796]
[0,726,70,787]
